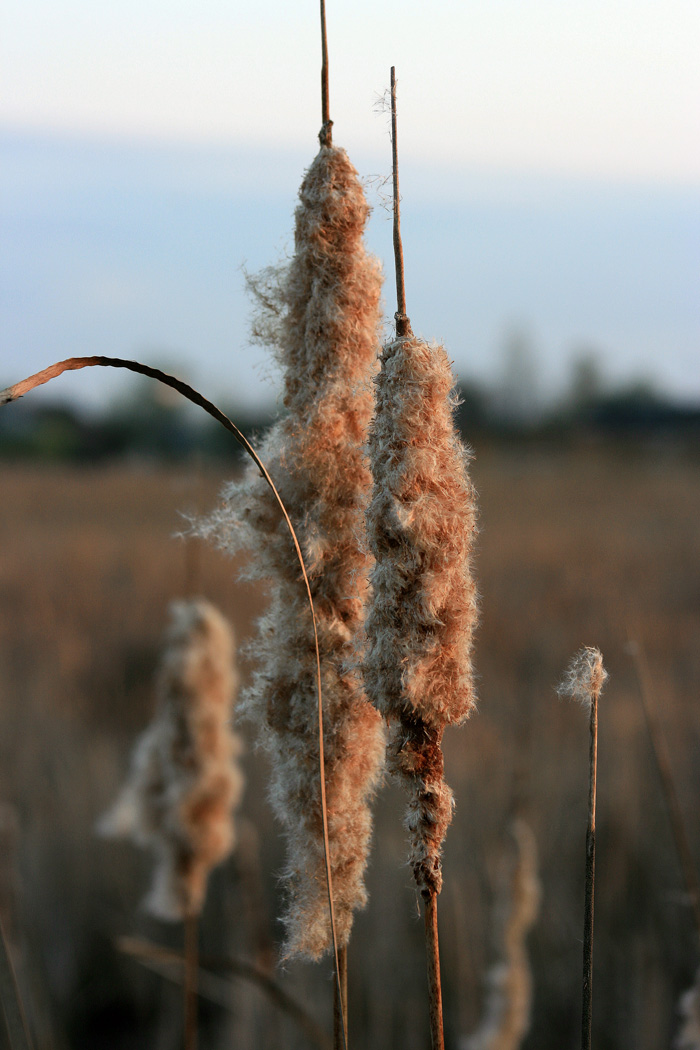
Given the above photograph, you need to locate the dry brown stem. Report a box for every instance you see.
[0,915,33,1050]
[183,915,198,1050]
[558,647,607,1050]
[118,937,332,1050]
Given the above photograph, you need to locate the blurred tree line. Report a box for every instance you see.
[2,348,699,463]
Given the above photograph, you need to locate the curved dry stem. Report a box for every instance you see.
[118,936,332,1050]
[1,356,343,998]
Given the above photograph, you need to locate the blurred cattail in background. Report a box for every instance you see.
[98,598,244,921]
[462,819,541,1050]
[201,139,385,961]
[676,969,700,1050]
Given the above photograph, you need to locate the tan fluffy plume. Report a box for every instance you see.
[98,599,244,921]
[462,819,541,1050]
[364,333,478,896]
[201,144,385,959]
[556,646,608,708]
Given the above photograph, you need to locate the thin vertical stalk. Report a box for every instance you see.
[319,0,332,144]
[333,945,348,1050]
[629,639,700,941]
[390,67,411,337]
[424,892,445,1050]
[581,686,598,1050]
[388,66,444,1050]
[0,917,32,1050]
[183,915,198,1050]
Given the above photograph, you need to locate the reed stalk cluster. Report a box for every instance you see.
[99,598,244,921]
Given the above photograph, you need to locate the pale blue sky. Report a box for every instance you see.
[2,3,699,411]
[4,0,699,182]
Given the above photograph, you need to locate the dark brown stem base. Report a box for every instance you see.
[184,914,199,1050]
[424,891,445,1050]
[333,945,348,1050]
[581,691,598,1050]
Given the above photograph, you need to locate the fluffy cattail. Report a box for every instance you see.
[364,333,478,897]
[557,647,608,708]
[463,819,541,1050]
[99,599,244,921]
[677,970,700,1050]
[202,143,385,959]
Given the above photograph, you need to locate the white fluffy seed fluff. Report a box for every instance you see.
[557,647,608,708]
[364,334,478,897]
[201,144,385,959]
[463,819,541,1050]
[98,599,244,921]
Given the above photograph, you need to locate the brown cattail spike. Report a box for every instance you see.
[365,333,478,893]
[98,600,244,921]
[201,143,385,962]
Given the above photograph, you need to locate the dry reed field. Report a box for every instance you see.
[0,445,698,1049]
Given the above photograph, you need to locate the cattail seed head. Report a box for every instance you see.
[364,334,478,896]
[98,599,244,921]
[201,144,385,959]
[557,647,608,708]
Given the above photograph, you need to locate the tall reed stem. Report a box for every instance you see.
[424,892,445,1050]
[581,687,598,1050]
[0,916,33,1050]
[183,914,198,1050]
[390,66,411,338]
[389,66,444,1050]
[319,0,332,144]
[333,945,348,1050]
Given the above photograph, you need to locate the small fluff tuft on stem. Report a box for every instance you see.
[201,143,385,960]
[364,333,478,897]
[98,599,244,921]
[557,647,608,709]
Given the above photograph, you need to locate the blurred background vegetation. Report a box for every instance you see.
[3,348,699,466]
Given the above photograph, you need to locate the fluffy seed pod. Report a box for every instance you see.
[364,334,478,897]
[202,143,385,960]
[557,647,608,708]
[98,599,244,921]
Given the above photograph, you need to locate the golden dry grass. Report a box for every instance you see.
[0,445,698,1048]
